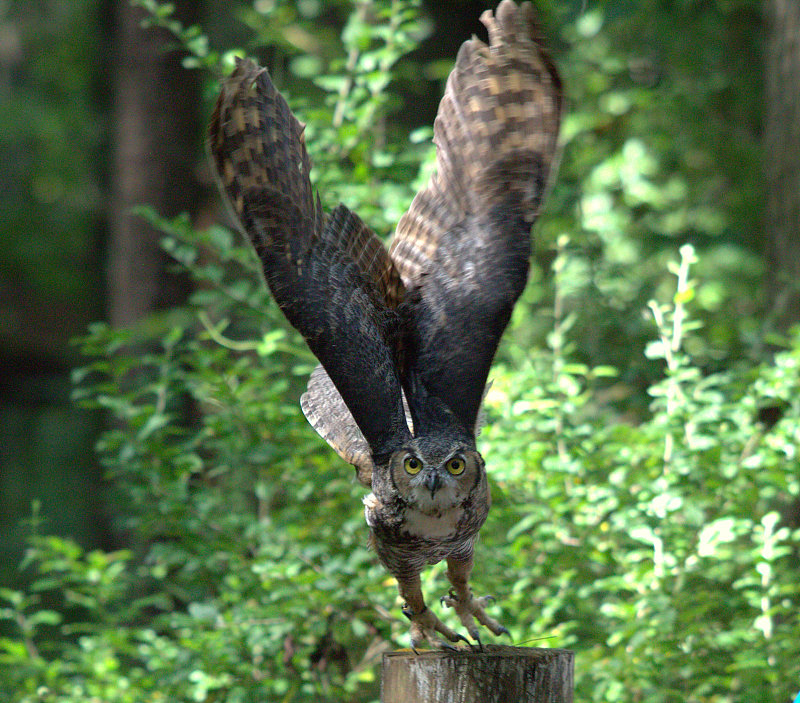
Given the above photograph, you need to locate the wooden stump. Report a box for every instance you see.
[381,645,573,703]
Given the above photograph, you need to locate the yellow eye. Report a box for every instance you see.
[446,457,465,475]
[403,456,422,475]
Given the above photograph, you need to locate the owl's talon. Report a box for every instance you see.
[440,589,507,639]
[469,629,484,651]
[405,604,469,651]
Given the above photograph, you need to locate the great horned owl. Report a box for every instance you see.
[208,0,562,649]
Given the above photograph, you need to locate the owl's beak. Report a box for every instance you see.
[423,471,442,496]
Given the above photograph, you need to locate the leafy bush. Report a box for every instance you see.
[3,1,798,701]
[481,243,800,702]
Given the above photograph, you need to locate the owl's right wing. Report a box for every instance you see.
[209,59,410,460]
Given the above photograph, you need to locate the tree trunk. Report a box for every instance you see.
[381,646,574,703]
[107,0,201,326]
[764,0,800,333]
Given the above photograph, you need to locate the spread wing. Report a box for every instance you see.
[389,0,563,436]
[209,58,410,459]
[300,364,418,487]
[300,365,374,486]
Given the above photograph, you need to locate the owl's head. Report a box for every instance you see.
[388,435,485,514]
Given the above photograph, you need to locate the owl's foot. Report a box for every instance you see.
[440,590,509,646]
[402,603,470,652]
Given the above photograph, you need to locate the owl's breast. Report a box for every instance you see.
[363,492,486,578]
[401,506,463,540]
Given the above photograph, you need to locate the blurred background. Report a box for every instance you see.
[5,0,791,563]
[0,0,505,571]
[1,0,798,699]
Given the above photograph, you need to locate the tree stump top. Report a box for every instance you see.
[381,645,573,703]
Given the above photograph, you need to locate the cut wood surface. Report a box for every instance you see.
[381,645,574,703]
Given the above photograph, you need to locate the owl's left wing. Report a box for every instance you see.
[390,0,563,436]
[209,59,410,459]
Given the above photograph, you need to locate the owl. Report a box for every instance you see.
[208,0,562,650]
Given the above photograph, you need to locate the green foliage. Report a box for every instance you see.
[533,0,764,387]
[6,234,798,702]
[4,0,798,701]
[482,244,800,702]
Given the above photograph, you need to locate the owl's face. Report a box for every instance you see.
[388,437,484,515]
